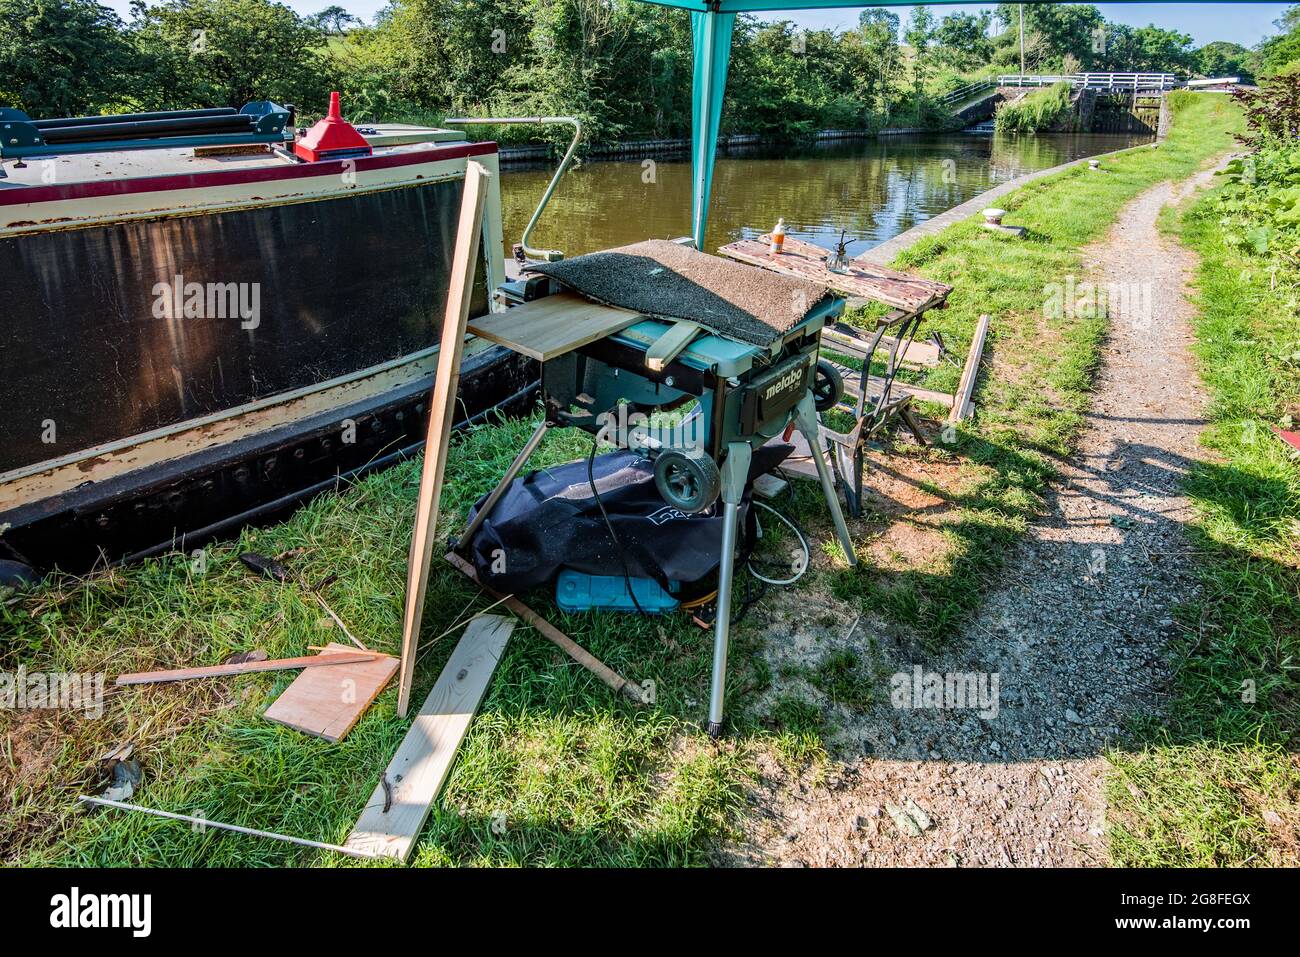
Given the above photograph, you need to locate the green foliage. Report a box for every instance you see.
[1119,24,1196,74]
[994,81,1073,134]
[993,2,1104,71]
[310,5,359,35]
[988,3,1198,76]
[1258,3,1300,78]
[0,0,139,115]
[130,0,331,111]
[1215,77,1300,259]
[1194,40,1255,82]
[727,20,869,139]
[934,10,992,72]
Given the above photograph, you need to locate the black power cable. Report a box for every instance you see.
[587,434,651,617]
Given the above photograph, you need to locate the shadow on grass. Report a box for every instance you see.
[807,409,1297,768]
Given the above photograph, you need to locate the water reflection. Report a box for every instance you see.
[501,131,1151,260]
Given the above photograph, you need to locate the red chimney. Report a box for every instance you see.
[293,92,373,163]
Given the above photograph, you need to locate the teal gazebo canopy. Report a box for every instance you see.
[647,0,1161,248]
[651,0,972,248]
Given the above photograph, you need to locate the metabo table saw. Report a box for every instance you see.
[460,239,858,736]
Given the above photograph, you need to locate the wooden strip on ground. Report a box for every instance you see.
[467,291,643,362]
[718,236,951,313]
[823,359,957,410]
[346,614,514,862]
[263,642,399,742]
[821,326,942,368]
[116,651,377,686]
[444,551,643,702]
[949,314,991,423]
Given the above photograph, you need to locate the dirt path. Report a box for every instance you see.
[728,170,1220,867]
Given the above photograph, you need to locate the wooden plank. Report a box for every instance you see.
[821,327,941,368]
[116,651,377,686]
[397,161,490,718]
[645,320,701,372]
[346,614,514,862]
[824,358,957,410]
[877,336,941,367]
[263,642,399,742]
[444,551,646,703]
[949,314,990,424]
[718,235,951,313]
[467,291,643,362]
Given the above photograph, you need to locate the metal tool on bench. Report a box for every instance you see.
[718,234,955,517]
[457,269,858,737]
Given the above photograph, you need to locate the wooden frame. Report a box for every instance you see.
[396,161,491,717]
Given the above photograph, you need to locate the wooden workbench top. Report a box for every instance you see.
[719,235,951,314]
[467,292,643,362]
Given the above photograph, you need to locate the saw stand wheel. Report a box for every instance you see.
[653,449,721,514]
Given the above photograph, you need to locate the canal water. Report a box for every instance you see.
[500,130,1152,261]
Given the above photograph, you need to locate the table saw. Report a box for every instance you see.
[459,239,859,736]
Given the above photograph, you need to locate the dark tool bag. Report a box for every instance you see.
[465,445,792,593]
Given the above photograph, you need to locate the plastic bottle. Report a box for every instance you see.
[770,218,786,255]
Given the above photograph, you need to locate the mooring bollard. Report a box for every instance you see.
[982,208,1026,238]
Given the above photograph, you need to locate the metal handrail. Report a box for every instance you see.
[941,79,997,106]
[996,73,1178,91]
[443,115,582,262]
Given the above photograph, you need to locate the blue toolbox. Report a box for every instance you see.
[556,570,681,614]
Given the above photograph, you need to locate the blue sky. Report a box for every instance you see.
[100,2,1293,48]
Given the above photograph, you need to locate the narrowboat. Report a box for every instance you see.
[0,97,533,577]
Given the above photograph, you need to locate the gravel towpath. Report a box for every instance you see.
[729,169,1220,867]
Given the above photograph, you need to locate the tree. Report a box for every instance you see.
[903,6,935,106]
[1127,25,1194,74]
[726,20,858,139]
[856,8,901,121]
[312,5,360,34]
[934,11,992,72]
[994,2,1105,70]
[1258,4,1300,78]
[0,0,140,116]
[1195,41,1253,81]
[130,0,332,111]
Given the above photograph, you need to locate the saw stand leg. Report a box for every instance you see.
[707,392,858,739]
[455,419,550,551]
[794,392,858,566]
[707,442,752,739]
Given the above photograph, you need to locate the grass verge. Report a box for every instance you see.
[994,81,1074,134]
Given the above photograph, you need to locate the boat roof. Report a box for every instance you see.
[0,124,467,190]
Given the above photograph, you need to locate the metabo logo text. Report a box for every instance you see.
[763,367,803,401]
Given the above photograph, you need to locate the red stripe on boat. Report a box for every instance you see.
[0,141,497,207]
